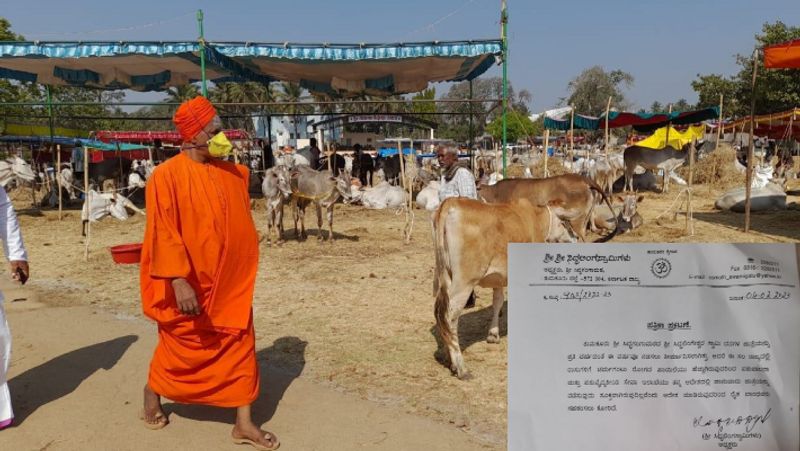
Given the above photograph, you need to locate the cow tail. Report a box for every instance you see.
[432,202,454,348]
[584,177,619,243]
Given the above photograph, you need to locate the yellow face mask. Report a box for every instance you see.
[207,131,233,158]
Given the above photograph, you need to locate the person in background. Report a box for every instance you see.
[435,145,478,308]
[308,138,321,168]
[0,184,30,430]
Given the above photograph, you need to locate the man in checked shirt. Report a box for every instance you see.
[436,145,479,308]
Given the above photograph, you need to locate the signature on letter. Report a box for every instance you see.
[692,408,772,433]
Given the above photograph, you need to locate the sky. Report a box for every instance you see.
[2,0,798,113]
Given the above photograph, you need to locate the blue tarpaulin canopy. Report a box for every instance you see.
[0,40,502,95]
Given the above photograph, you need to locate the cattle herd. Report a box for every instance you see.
[3,137,791,380]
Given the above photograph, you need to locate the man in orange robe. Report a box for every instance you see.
[140,96,278,450]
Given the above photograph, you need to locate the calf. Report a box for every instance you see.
[477,174,617,242]
[433,197,575,379]
[352,151,375,187]
[375,154,401,185]
[290,167,352,241]
[592,193,644,234]
[89,157,133,191]
[262,166,292,245]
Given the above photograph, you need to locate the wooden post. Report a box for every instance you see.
[569,106,575,162]
[57,144,62,221]
[83,145,90,261]
[744,49,759,233]
[327,143,333,173]
[604,96,612,155]
[686,139,696,235]
[664,104,673,149]
[404,138,414,244]
[716,94,724,149]
[397,140,406,190]
[543,129,550,178]
[494,142,500,178]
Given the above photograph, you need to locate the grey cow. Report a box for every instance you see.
[289,166,352,241]
[623,141,703,193]
[262,165,293,245]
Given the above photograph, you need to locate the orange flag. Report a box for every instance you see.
[764,39,800,69]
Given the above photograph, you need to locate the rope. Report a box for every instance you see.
[20,11,195,38]
[653,188,693,222]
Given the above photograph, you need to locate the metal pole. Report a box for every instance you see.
[744,49,759,233]
[501,0,508,177]
[197,9,208,97]
[57,144,62,220]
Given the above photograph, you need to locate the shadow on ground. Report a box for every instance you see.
[164,336,308,427]
[693,209,800,241]
[9,335,138,425]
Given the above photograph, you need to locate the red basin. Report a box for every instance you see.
[109,243,143,264]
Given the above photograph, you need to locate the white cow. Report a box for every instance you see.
[81,190,145,236]
[415,181,441,211]
[351,181,408,210]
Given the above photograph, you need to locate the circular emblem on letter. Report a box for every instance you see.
[651,258,672,279]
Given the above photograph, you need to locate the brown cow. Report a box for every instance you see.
[477,174,617,242]
[432,197,575,380]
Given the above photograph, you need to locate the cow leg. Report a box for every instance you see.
[624,167,633,192]
[265,202,274,245]
[276,201,285,243]
[569,217,588,242]
[434,275,473,380]
[315,203,324,241]
[326,203,334,242]
[446,287,472,379]
[299,204,307,240]
[487,288,505,344]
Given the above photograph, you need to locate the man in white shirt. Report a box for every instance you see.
[0,185,30,430]
[436,146,479,308]
[437,146,477,202]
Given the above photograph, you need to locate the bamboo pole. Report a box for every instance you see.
[543,129,550,178]
[744,49,759,233]
[716,94,724,149]
[603,96,612,155]
[83,146,90,261]
[664,104,673,148]
[686,139,696,235]
[569,106,575,162]
[397,140,406,190]
[57,144,62,220]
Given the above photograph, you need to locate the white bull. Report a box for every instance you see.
[81,190,145,236]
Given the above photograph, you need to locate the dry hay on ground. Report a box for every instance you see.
[530,156,569,178]
[678,143,743,190]
[16,186,800,451]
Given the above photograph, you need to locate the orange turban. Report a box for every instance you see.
[173,96,217,142]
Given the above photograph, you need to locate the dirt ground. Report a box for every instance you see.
[7,178,800,450]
